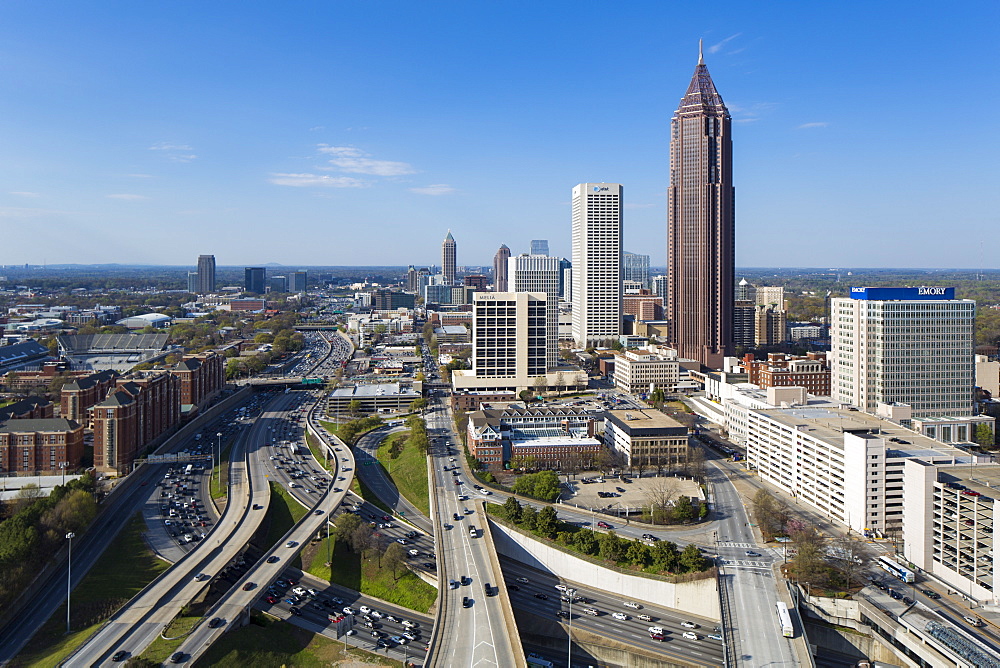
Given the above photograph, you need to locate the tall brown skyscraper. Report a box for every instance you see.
[666,42,734,369]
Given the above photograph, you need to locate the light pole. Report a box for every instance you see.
[566,587,576,668]
[59,462,67,485]
[65,531,75,633]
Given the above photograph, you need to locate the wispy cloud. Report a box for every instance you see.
[269,173,369,188]
[149,142,197,162]
[728,101,778,123]
[317,145,416,176]
[106,194,148,200]
[126,173,154,179]
[409,184,456,196]
[708,33,742,54]
[9,191,40,198]
[797,122,829,129]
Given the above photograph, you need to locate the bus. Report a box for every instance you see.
[184,464,193,476]
[775,601,794,637]
[878,556,915,583]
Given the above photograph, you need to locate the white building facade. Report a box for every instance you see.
[571,183,622,347]
[830,287,976,418]
[509,253,561,370]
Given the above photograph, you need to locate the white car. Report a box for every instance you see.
[681,621,698,628]
[648,626,665,635]
[611,612,629,621]
[401,620,418,628]
[623,601,642,609]
[359,605,371,614]
[286,540,298,548]
[682,631,699,641]
[554,584,568,592]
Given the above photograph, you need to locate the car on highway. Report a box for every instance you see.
[597,521,612,529]
[343,606,356,615]
[965,616,985,627]
[922,589,941,599]
[408,549,420,557]
[266,555,279,563]
[637,614,654,622]
[243,582,256,591]
[286,540,298,548]
[582,607,599,616]
[641,533,658,542]
[681,621,698,628]
[402,631,418,641]
[623,601,642,609]
[289,606,302,616]
[462,597,472,608]
[208,617,225,628]
[534,592,548,600]
[516,577,529,584]
[611,612,629,621]
[682,631,699,640]
[265,595,279,604]
[112,650,129,662]
[401,619,418,628]
[170,651,186,663]
[745,550,761,557]
[708,633,724,641]
[314,509,325,515]
[649,630,665,641]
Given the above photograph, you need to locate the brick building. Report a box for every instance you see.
[61,369,119,424]
[172,351,225,408]
[623,291,664,321]
[741,352,830,396]
[467,405,604,472]
[92,371,180,474]
[0,418,85,474]
[0,396,53,422]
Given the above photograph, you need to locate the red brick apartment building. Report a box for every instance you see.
[60,369,119,425]
[172,351,225,407]
[742,352,831,396]
[92,371,180,474]
[0,418,85,474]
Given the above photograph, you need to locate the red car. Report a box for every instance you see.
[265,595,278,604]
[243,582,256,591]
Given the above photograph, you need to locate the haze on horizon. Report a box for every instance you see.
[0,2,996,270]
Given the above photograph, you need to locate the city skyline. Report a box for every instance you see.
[0,3,996,269]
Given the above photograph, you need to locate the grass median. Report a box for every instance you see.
[264,481,308,570]
[375,431,430,516]
[14,514,170,668]
[306,538,436,614]
[209,435,237,500]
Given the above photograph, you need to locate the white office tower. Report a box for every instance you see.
[509,253,561,369]
[830,287,975,417]
[652,275,668,298]
[472,292,547,381]
[571,183,622,347]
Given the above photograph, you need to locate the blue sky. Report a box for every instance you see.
[1,1,997,269]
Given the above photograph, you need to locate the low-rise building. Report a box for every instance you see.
[0,396,53,422]
[603,409,690,468]
[467,405,604,472]
[741,352,831,396]
[61,370,119,424]
[0,418,85,474]
[327,382,422,416]
[612,347,681,395]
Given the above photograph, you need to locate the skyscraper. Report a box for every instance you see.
[186,272,198,294]
[290,270,308,293]
[830,287,975,418]
[196,255,216,295]
[471,291,548,381]
[666,43,735,369]
[571,183,622,347]
[530,240,549,256]
[493,244,511,292]
[442,230,456,285]
[509,253,561,369]
[623,252,650,288]
[244,267,266,294]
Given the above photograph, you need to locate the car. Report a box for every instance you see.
[289,606,302,616]
[408,549,420,557]
[460,575,472,586]
[423,561,437,570]
[648,626,665,635]
[554,584,568,592]
[922,589,941,599]
[194,573,208,582]
[266,555,279,563]
[170,652,186,664]
[965,616,985,627]
[516,577,529,584]
[745,550,761,557]
[208,617,225,628]
[556,610,570,619]
[385,614,399,623]
[402,631,418,641]
[449,579,460,589]
[682,631,699,641]
[641,533,658,542]
[534,592,548,600]
[243,582,256,591]
[681,621,698,628]
[265,595,278,604]
[315,509,324,515]
[582,607,599,616]
[112,650,129,662]
[507,583,520,591]
[443,523,452,530]
[401,619,418,628]
[597,521,612,529]
[343,606,356,615]
[611,612,629,621]
[462,597,472,608]
[637,614,653,622]
[286,540,298,548]
[708,633,724,641]
[623,601,642,609]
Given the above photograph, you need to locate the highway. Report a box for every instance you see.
[425,390,522,668]
[354,425,434,534]
[500,560,725,667]
[0,387,255,665]
[65,392,300,665]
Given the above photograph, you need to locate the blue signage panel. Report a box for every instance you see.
[849,287,955,300]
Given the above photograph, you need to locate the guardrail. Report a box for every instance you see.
[424,456,447,666]
[479,504,527,668]
[60,440,258,666]
[717,567,736,667]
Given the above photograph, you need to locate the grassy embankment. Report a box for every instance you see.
[375,431,430,516]
[14,514,170,668]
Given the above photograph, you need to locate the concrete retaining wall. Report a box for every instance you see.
[477,501,527,668]
[489,519,720,620]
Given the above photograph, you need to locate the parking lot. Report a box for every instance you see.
[561,473,703,513]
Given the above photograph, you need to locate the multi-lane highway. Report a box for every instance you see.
[501,560,725,667]
[425,391,522,668]
[65,392,303,665]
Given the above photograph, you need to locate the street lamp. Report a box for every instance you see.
[566,587,576,668]
[65,531,75,633]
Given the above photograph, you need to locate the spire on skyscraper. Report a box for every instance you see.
[680,49,727,112]
[698,38,704,65]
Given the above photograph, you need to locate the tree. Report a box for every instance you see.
[347,399,362,417]
[598,531,625,562]
[572,529,599,555]
[519,505,538,531]
[644,477,679,525]
[829,533,872,590]
[975,423,996,449]
[383,542,408,581]
[535,506,559,538]
[679,543,707,573]
[502,496,523,523]
[332,512,361,544]
[532,375,547,397]
[518,389,535,403]
[409,397,428,413]
[671,496,697,523]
